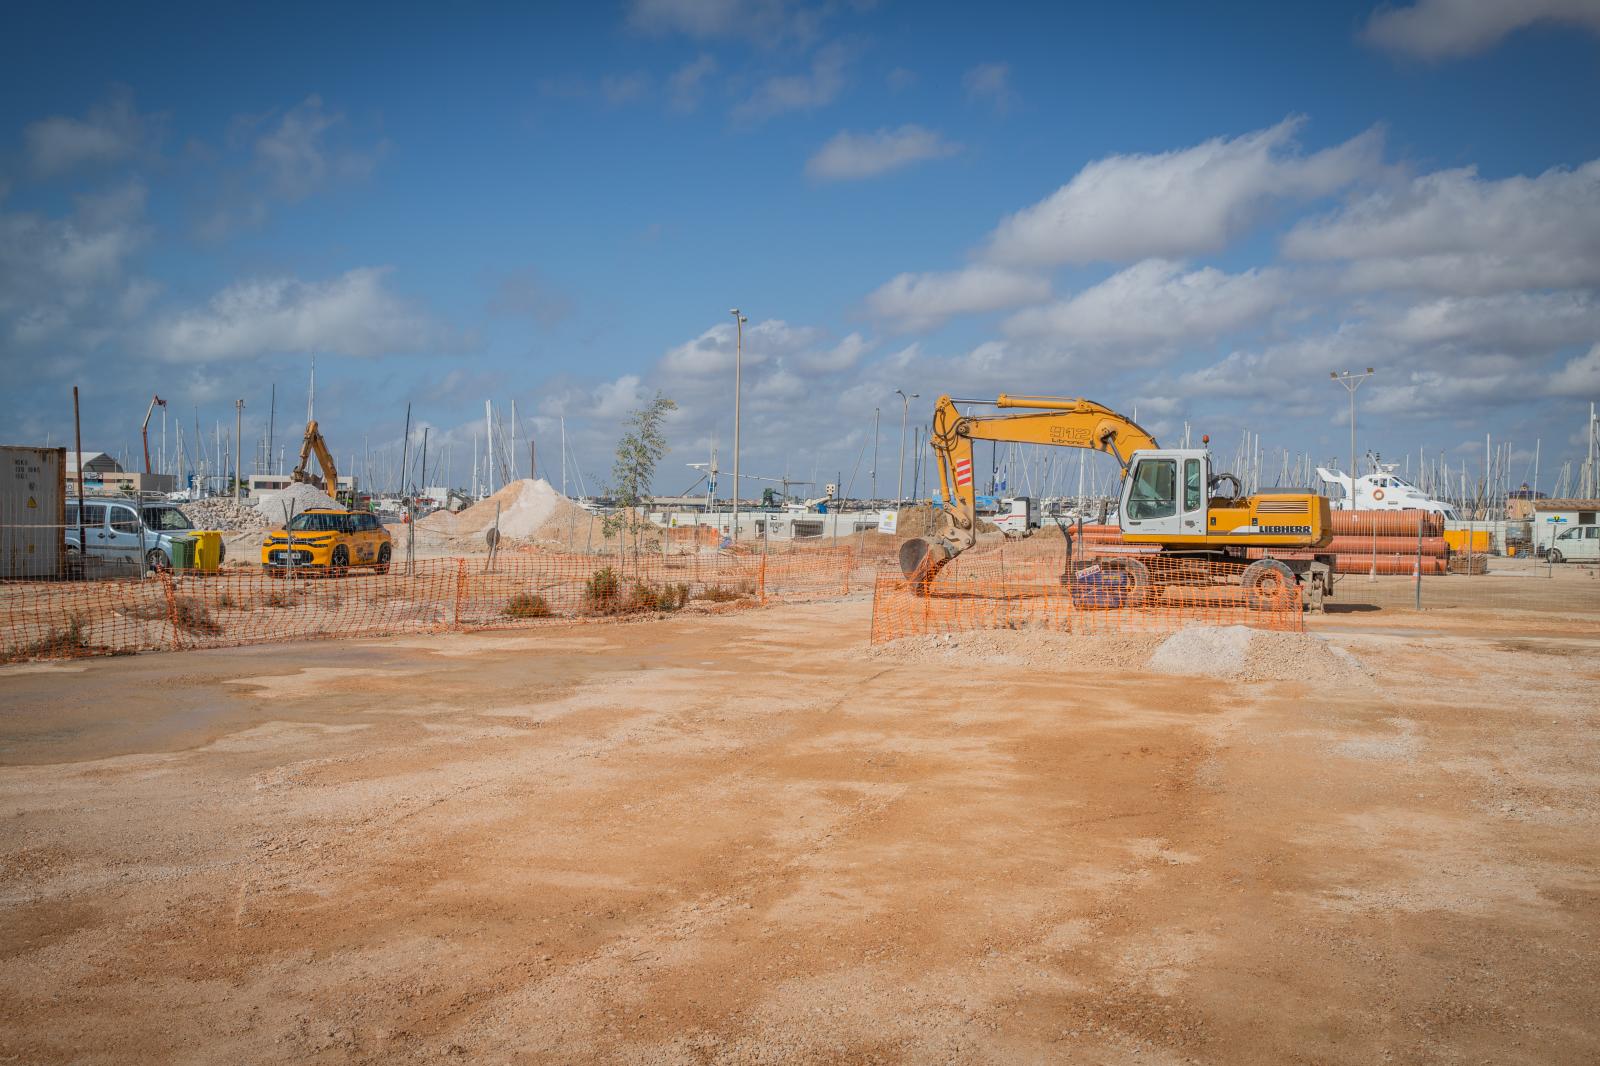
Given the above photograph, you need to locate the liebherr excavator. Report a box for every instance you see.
[899,395,1336,608]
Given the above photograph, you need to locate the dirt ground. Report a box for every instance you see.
[2,597,1599,1064]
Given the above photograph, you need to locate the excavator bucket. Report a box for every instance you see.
[898,537,952,593]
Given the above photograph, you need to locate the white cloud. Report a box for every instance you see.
[0,180,148,317]
[1548,343,1600,397]
[602,72,650,105]
[667,54,718,113]
[963,62,1015,112]
[886,67,917,92]
[1364,0,1600,59]
[593,374,648,419]
[985,118,1383,266]
[1283,159,1600,294]
[659,318,823,375]
[151,267,441,362]
[866,265,1049,330]
[627,0,823,43]
[799,331,873,372]
[733,43,849,122]
[254,95,385,200]
[24,89,154,177]
[1003,260,1285,350]
[1375,292,1600,352]
[805,125,961,181]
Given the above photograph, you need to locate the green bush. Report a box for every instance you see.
[694,580,755,602]
[504,591,552,618]
[583,567,622,613]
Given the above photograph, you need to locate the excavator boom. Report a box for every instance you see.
[291,420,340,496]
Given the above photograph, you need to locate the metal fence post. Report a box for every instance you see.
[1415,517,1423,610]
[452,557,467,629]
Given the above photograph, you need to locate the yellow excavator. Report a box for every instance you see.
[900,394,1336,608]
[291,420,343,500]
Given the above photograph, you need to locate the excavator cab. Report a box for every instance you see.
[1119,451,1213,539]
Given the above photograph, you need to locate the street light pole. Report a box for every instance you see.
[871,406,879,502]
[894,389,919,503]
[730,309,747,540]
[1329,368,1375,510]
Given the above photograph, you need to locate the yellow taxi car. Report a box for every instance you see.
[261,507,392,575]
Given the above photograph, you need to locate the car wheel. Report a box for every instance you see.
[331,545,350,576]
[145,549,169,573]
[374,543,391,575]
[1548,549,1563,564]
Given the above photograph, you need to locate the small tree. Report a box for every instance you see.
[603,392,676,563]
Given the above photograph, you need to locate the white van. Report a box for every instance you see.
[64,498,202,572]
[1547,524,1599,564]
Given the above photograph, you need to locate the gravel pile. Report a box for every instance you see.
[180,498,270,532]
[251,483,341,523]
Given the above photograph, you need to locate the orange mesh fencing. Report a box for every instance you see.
[0,545,866,663]
[868,554,1304,644]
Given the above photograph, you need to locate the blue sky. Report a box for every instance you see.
[2,0,1598,497]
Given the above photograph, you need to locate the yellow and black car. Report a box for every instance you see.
[260,508,391,575]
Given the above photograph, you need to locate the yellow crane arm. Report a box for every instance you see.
[929,394,1158,551]
[291,420,340,493]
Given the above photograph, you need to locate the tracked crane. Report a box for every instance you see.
[900,394,1336,608]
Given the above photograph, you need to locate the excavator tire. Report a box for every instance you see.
[899,538,951,596]
[1241,558,1296,611]
[1093,556,1151,606]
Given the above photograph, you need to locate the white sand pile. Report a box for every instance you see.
[1147,625,1255,678]
[419,479,597,542]
[251,482,340,523]
[875,624,1368,683]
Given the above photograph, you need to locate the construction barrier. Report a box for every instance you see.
[868,557,1304,644]
[0,546,862,663]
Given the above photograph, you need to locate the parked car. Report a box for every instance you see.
[64,497,212,572]
[260,507,392,575]
[1547,525,1599,564]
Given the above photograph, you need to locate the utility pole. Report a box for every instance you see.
[894,389,919,503]
[233,399,245,501]
[730,308,747,540]
[1329,368,1374,510]
[871,407,880,502]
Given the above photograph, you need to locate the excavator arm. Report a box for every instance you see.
[903,394,1160,581]
[291,420,340,495]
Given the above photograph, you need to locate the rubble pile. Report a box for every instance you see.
[180,498,271,532]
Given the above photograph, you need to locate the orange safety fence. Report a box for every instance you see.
[869,554,1304,644]
[0,546,863,663]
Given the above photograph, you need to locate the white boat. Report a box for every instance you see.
[1316,464,1458,519]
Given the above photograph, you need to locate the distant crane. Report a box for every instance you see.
[141,395,166,474]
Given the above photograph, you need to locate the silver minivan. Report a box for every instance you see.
[1547,524,1600,564]
[64,498,199,572]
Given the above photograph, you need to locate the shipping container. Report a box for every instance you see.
[1,445,66,579]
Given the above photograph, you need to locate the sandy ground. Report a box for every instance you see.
[2,599,1599,1064]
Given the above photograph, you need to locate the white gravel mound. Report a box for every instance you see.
[1148,625,1256,678]
[252,482,341,523]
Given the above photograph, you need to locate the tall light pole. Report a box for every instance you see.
[895,389,919,503]
[871,406,880,502]
[730,309,747,539]
[1330,368,1375,510]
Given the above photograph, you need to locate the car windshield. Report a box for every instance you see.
[143,507,193,531]
[288,512,351,533]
